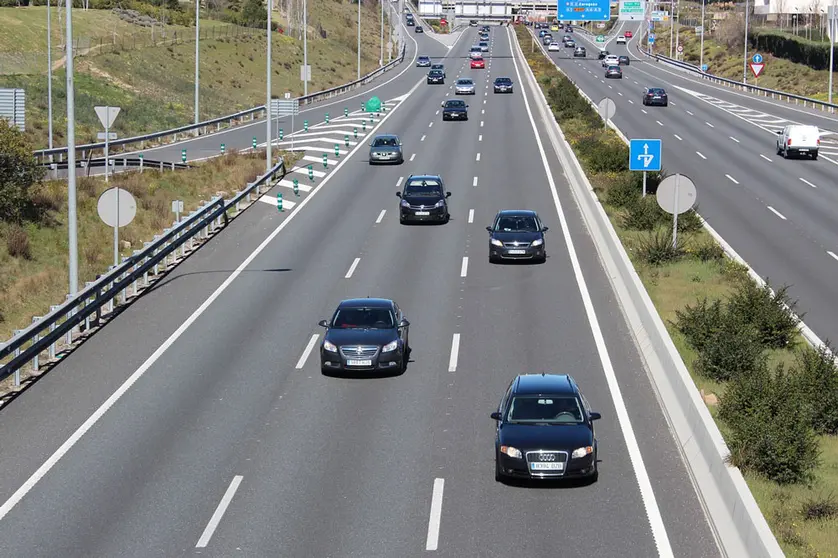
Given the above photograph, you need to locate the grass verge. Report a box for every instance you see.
[515,23,838,557]
[0,2,393,149]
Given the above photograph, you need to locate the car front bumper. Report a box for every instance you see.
[490,244,545,260]
[443,111,468,120]
[427,78,444,84]
[493,86,513,93]
[455,89,475,95]
[497,451,596,479]
[401,206,447,222]
[369,152,402,163]
[320,348,403,372]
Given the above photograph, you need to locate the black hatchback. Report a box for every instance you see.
[491,374,601,482]
[487,210,547,263]
[398,175,451,224]
[319,298,410,375]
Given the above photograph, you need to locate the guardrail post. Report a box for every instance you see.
[31,317,42,372]
[65,294,74,345]
[131,250,141,297]
[12,331,23,386]
[48,305,60,359]
[160,161,164,171]
[152,236,161,275]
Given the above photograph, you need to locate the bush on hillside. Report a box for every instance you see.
[0,119,45,223]
[694,311,765,382]
[547,78,598,127]
[605,170,666,209]
[719,361,820,485]
[751,31,836,72]
[673,297,725,352]
[690,239,725,262]
[726,280,801,349]
[795,343,838,435]
[634,227,685,266]
[5,224,32,260]
[622,195,661,231]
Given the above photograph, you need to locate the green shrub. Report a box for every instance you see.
[691,239,725,262]
[751,31,835,71]
[605,173,641,208]
[727,280,801,349]
[635,227,685,266]
[676,208,703,233]
[0,120,45,223]
[795,343,838,435]
[547,78,598,126]
[719,362,820,485]
[584,141,628,174]
[5,224,32,260]
[622,196,662,231]
[694,313,765,382]
[673,297,725,352]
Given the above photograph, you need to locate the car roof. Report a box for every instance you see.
[512,374,579,396]
[338,298,394,308]
[373,133,399,139]
[407,174,444,181]
[495,209,538,218]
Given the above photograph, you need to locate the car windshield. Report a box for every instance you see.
[419,56,429,61]
[372,137,398,147]
[507,396,584,424]
[444,100,465,108]
[332,307,395,329]
[494,215,539,232]
[457,79,473,85]
[404,180,443,196]
[495,78,511,84]
[430,70,443,76]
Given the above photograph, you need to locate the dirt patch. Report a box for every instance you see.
[85,63,140,93]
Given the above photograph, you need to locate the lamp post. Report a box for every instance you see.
[266,0,272,171]
[303,0,308,96]
[829,1,835,104]
[194,0,200,125]
[358,0,362,80]
[66,0,78,295]
[699,0,705,71]
[380,0,384,66]
[674,0,680,59]
[742,0,750,84]
[47,0,54,152]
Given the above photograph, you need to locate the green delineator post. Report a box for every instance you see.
[344,135,350,147]
[304,120,309,132]
[325,113,330,124]
[322,153,328,168]
[279,128,283,141]
[344,107,349,117]
[277,192,283,212]
[181,149,186,163]
[252,137,257,149]
[353,128,358,139]
[362,120,366,132]
[308,165,314,181]
[334,144,340,157]
[293,179,299,196]
[221,143,226,154]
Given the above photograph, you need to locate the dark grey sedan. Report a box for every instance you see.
[488,210,547,263]
[605,65,622,79]
[368,134,403,164]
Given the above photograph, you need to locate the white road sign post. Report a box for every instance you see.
[598,98,616,131]
[97,187,137,267]
[94,105,121,183]
[656,174,697,249]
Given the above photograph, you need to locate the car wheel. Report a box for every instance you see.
[812,152,818,160]
[489,255,499,264]
[536,254,547,264]
[776,142,782,155]
[444,213,450,224]
[400,217,406,225]
[783,146,789,159]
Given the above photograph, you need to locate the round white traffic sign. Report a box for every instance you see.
[677,44,684,53]
[97,187,137,228]
[656,174,697,215]
[598,97,616,121]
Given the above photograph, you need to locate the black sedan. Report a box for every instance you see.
[597,49,610,60]
[427,69,445,84]
[397,175,451,224]
[415,25,424,33]
[642,87,669,106]
[319,298,410,375]
[491,374,601,482]
[487,209,547,263]
[493,77,513,93]
[441,99,468,120]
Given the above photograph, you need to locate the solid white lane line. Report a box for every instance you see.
[478,134,483,141]
[799,177,817,188]
[428,122,433,128]
[410,153,416,162]
[460,257,469,278]
[656,120,663,126]
[696,151,707,160]
[447,334,460,372]
[725,174,739,184]
[828,250,838,262]
[468,209,474,223]
[396,176,404,187]
[345,257,361,278]
[196,476,243,548]
[421,135,426,141]
[425,478,445,551]
[375,209,386,223]
[686,110,694,116]
[767,206,787,220]
[706,122,714,128]
[509,26,674,557]
[472,176,478,187]
[760,154,772,162]
[730,136,740,143]
[295,334,320,369]
[476,153,481,161]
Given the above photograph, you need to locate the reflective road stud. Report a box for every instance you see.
[344,107,349,117]
[322,153,328,168]
[335,144,340,157]
[293,179,300,196]
[221,143,226,154]
[304,120,309,132]
[277,192,283,212]
[344,134,350,147]
[279,128,283,141]
[354,128,358,139]
[325,113,330,124]
[252,137,257,149]
[308,165,314,181]
[181,149,186,163]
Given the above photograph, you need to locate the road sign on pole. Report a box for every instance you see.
[629,139,662,171]
[172,199,184,222]
[752,53,763,64]
[657,174,697,248]
[618,0,645,21]
[677,44,683,53]
[97,187,137,267]
[557,0,610,21]
[701,64,708,72]
[597,97,616,130]
[596,35,605,43]
[94,105,121,184]
[749,62,765,78]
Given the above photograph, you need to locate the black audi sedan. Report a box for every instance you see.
[427,69,445,85]
[487,210,547,263]
[493,77,513,93]
[491,374,601,482]
[397,175,451,224]
[319,298,410,375]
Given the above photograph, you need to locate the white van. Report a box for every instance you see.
[776,124,820,159]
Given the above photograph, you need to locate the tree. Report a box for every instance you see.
[241,0,267,28]
[0,119,45,223]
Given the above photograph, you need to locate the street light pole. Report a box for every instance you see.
[829,1,835,104]
[699,0,705,71]
[669,2,674,58]
[47,0,54,152]
[66,0,78,296]
[674,0,680,59]
[358,0,362,80]
[194,0,200,125]
[743,0,750,84]
[303,0,308,96]
[380,0,384,66]
[266,0,272,171]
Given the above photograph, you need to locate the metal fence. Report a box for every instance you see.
[0,159,286,387]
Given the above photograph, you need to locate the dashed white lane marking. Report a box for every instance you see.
[421,135,426,141]
[481,109,485,114]
[480,121,484,127]
[478,134,483,141]
[345,257,361,278]
[428,122,434,128]
[686,110,694,116]
[618,92,623,96]
[447,334,460,372]
[295,334,320,369]
[425,478,445,551]
[460,256,469,278]
[628,99,634,104]
[396,176,404,187]
[673,134,683,141]
[435,110,439,115]
[696,151,707,160]
[800,177,817,188]
[730,136,740,143]
[196,476,244,548]
[641,109,647,114]
[656,120,663,126]
[706,122,715,128]
[760,154,772,162]
[476,153,481,161]
[410,153,416,162]
[767,206,787,220]
[375,209,386,224]
[725,174,739,184]
[472,176,478,187]
[828,250,838,262]
[468,209,474,223]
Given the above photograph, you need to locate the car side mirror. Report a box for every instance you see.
[466,104,469,108]
[396,191,402,198]
[318,319,329,328]
[486,226,492,232]
[490,411,501,421]
[446,192,452,198]
[775,130,782,134]
[542,226,549,232]
[398,318,410,328]
[589,411,601,421]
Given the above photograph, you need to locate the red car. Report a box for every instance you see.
[470,57,485,69]
[624,31,633,38]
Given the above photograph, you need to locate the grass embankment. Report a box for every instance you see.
[516,24,838,557]
[427,19,449,34]
[0,150,300,343]
[0,2,392,149]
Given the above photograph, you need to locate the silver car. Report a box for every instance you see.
[368,134,403,164]
[455,78,476,95]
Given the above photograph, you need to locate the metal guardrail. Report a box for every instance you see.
[33,45,407,163]
[42,157,191,172]
[634,35,838,114]
[0,159,286,386]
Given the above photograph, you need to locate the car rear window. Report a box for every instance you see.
[507,396,583,424]
[495,78,512,84]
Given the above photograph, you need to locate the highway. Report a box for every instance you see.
[543,21,838,344]
[0,24,719,557]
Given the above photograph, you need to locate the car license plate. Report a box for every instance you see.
[346,359,372,366]
[800,148,809,152]
[530,462,563,471]
[653,96,661,99]
[507,249,526,255]
[415,211,430,216]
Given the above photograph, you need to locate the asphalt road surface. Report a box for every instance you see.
[0,24,720,558]
[545,20,838,345]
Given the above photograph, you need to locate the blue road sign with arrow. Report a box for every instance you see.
[630,139,662,171]
[648,36,656,44]
[701,64,708,72]
[752,53,763,64]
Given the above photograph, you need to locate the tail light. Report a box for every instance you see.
[817,138,821,146]
[787,138,792,146]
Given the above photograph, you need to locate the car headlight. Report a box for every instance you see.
[400,199,410,208]
[382,340,399,353]
[500,446,522,459]
[490,238,503,247]
[434,200,445,208]
[323,340,337,352]
[571,446,593,459]
[531,238,543,247]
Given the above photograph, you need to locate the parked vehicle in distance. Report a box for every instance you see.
[776,124,821,159]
